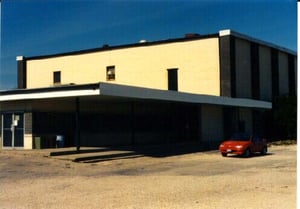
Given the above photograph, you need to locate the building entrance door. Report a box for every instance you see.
[2,113,24,148]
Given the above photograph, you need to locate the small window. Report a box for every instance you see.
[106,66,115,81]
[53,71,61,84]
[167,68,178,91]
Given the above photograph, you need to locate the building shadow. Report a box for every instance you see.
[225,152,274,159]
[49,142,211,163]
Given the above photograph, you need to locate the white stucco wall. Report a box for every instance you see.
[24,134,33,149]
[26,38,221,96]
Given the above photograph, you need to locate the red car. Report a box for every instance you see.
[219,133,268,157]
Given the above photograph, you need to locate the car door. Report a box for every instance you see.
[252,137,263,152]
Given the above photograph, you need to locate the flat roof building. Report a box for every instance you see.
[0,29,296,150]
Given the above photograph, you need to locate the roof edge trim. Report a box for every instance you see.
[0,82,272,109]
[0,83,99,96]
[99,83,272,109]
[0,89,100,101]
[25,34,219,60]
[219,29,296,55]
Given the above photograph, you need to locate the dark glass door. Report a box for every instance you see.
[2,113,24,148]
[14,113,24,147]
[3,113,12,147]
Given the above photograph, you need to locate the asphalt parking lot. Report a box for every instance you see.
[0,144,296,209]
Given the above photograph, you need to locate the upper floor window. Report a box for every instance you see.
[106,66,115,81]
[167,68,178,91]
[53,71,61,84]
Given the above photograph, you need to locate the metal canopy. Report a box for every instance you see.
[0,82,272,109]
[99,83,272,109]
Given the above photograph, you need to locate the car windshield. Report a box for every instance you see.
[230,133,250,141]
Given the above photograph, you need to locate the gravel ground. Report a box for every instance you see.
[0,145,296,209]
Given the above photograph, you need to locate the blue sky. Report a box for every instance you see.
[0,0,297,90]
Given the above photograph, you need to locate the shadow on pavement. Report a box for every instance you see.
[225,152,274,159]
[50,147,112,156]
[49,142,213,163]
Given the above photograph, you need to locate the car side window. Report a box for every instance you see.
[253,137,261,143]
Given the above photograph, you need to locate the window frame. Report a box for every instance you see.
[53,71,61,84]
[167,68,178,91]
[106,66,116,81]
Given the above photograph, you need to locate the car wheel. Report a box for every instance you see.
[261,147,268,155]
[243,148,250,158]
[221,153,227,157]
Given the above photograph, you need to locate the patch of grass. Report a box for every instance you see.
[269,139,297,146]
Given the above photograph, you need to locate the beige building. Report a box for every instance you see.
[0,29,296,150]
